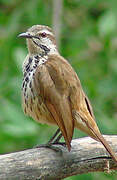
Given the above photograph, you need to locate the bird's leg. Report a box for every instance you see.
[52,133,66,147]
[35,128,61,149]
[35,128,66,150]
[53,133,63,143]
[47,128,60,144]
[47,128,66,147]
[48,129,66,147]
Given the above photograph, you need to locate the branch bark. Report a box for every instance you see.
[0,135,117,180]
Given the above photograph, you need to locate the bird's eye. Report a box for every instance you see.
[40,32,47,38]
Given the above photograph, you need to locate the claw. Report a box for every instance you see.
[34,143,62,153]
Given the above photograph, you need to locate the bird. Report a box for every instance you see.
[18,25,117,162]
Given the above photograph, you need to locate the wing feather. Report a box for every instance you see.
[34,58,74,151]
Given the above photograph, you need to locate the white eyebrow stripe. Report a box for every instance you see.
[39,29,53,36]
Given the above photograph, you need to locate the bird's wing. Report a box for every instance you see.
[34,55,117,162]
[34,55,74,151]
[84,95,95,120]
[68,70,99,139]
[68,68,117,162]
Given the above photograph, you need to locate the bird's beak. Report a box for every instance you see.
[18,32,32,39]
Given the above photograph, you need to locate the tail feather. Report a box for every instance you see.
[78,110,117,163]
[84,117,117,162]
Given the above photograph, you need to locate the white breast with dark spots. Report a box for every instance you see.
[22,54,48,118]
[22,54,47,99]
[22,54,54,124]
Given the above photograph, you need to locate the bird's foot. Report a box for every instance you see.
[52,142,66,148]
[34,143,62,153]
[34,143,51,149]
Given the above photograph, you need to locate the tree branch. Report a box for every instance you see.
[0,135,117,180]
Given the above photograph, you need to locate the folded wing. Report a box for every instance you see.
[34,56,74,151]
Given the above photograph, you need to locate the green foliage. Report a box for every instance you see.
[0,0,117,179]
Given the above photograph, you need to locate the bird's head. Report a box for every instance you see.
[18,25,58,56]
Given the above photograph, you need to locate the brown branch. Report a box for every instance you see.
[0,135,117,180]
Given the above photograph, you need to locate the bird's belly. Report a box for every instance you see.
[22,94,56,125]
[22,63,56,126]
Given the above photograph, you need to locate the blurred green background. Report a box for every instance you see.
[0,0,117,179]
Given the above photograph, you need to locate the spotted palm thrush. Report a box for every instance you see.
[18,25,117,162]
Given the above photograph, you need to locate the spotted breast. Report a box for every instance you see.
[22,54,55,125]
